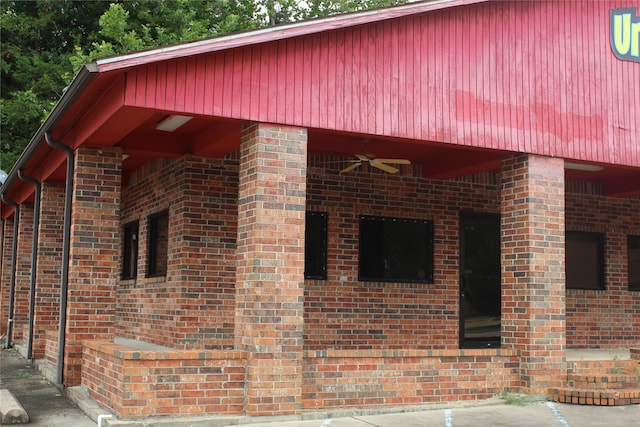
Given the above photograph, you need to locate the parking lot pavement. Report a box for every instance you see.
[229,402,640,427]
[552,403,640,427]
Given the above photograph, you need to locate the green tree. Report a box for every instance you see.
[1,0,406,173]
[303,0,403,19]
[1,0,110,171]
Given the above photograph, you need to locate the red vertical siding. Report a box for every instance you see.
[123,0,639,167]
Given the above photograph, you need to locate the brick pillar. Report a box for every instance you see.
[501,154,566,393]
[235,123,307,416]
[13,204,34,343]
[0,218,13,336]
[63,147,121,385]
[32,183,65,359]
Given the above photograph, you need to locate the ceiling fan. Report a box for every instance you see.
[340,145,411,174]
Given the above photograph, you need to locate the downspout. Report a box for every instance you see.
[1,194,19,349]
[45,132,74,386]
[17,169,41,360]
[1,218,3,275]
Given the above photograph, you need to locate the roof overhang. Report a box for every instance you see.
[1,0,639,219]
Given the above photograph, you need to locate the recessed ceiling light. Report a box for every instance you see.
[156,115,193,132]
[565,162,604,172]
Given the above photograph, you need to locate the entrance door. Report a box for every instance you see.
[460,212,501,348]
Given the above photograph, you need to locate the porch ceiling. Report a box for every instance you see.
[4,111,639,211]
[121,114,640,197]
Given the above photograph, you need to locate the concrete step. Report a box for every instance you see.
[567,373,640,390]
[549,387,640,406]
[566,359,640,375]
[549,355,640,406]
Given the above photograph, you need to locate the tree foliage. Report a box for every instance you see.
[1,0,406,173]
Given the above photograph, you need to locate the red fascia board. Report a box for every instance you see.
[94,0,488,73]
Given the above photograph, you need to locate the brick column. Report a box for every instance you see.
[501,154,566,393]
[32,183,65,359]
[235,123,307,416]
[63,147,122,385]
[0,218,13,336]
[13,204,34,343]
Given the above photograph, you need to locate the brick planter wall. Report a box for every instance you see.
[82,340,246,418]
[80,340,519,419]
[303,349,520,408]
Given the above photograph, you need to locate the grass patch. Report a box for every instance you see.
[499,390,538,406]
[18,371,35,379]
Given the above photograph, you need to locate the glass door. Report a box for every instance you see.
[460,212,501,348]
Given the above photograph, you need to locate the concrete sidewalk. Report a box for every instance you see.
[2,347,640,427]
[1,348,96,426]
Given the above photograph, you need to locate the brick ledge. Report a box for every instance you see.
[305,348,519,358]
[83,339,246,360]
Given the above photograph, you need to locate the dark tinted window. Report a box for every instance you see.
[147,210,169,277]
[305,211,328,280]
[359,215,434,283]
[566,231,605,290]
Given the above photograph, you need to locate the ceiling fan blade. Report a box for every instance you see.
[355,154,370,161]
[370,160,399,174]
[341,162,362,173]
[374,158,411,165]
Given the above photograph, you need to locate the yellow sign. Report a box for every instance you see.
[611,8,640,62]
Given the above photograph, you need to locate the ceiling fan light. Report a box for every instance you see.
[156,115,193,132]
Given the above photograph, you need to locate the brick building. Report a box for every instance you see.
[1,0,639,420]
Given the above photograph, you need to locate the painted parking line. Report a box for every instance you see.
[320,419,332,427]
[545,402,571,427]
[444,408,453,427]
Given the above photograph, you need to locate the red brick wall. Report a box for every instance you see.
[73,149,639,419]
[63,147,122,385]
[12,204,34,342]
[45,330,59,364]
[566,191,640,349]
[118,155,238,349]
[81,339,519,419]
[304,156,499,350]
[82,340,246,418]
[500,154,566,392]
[303,349,520,408]
[235,123,307,416]
[116,153,639,353]
[32,182,65,359]
[0,218,13,336]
